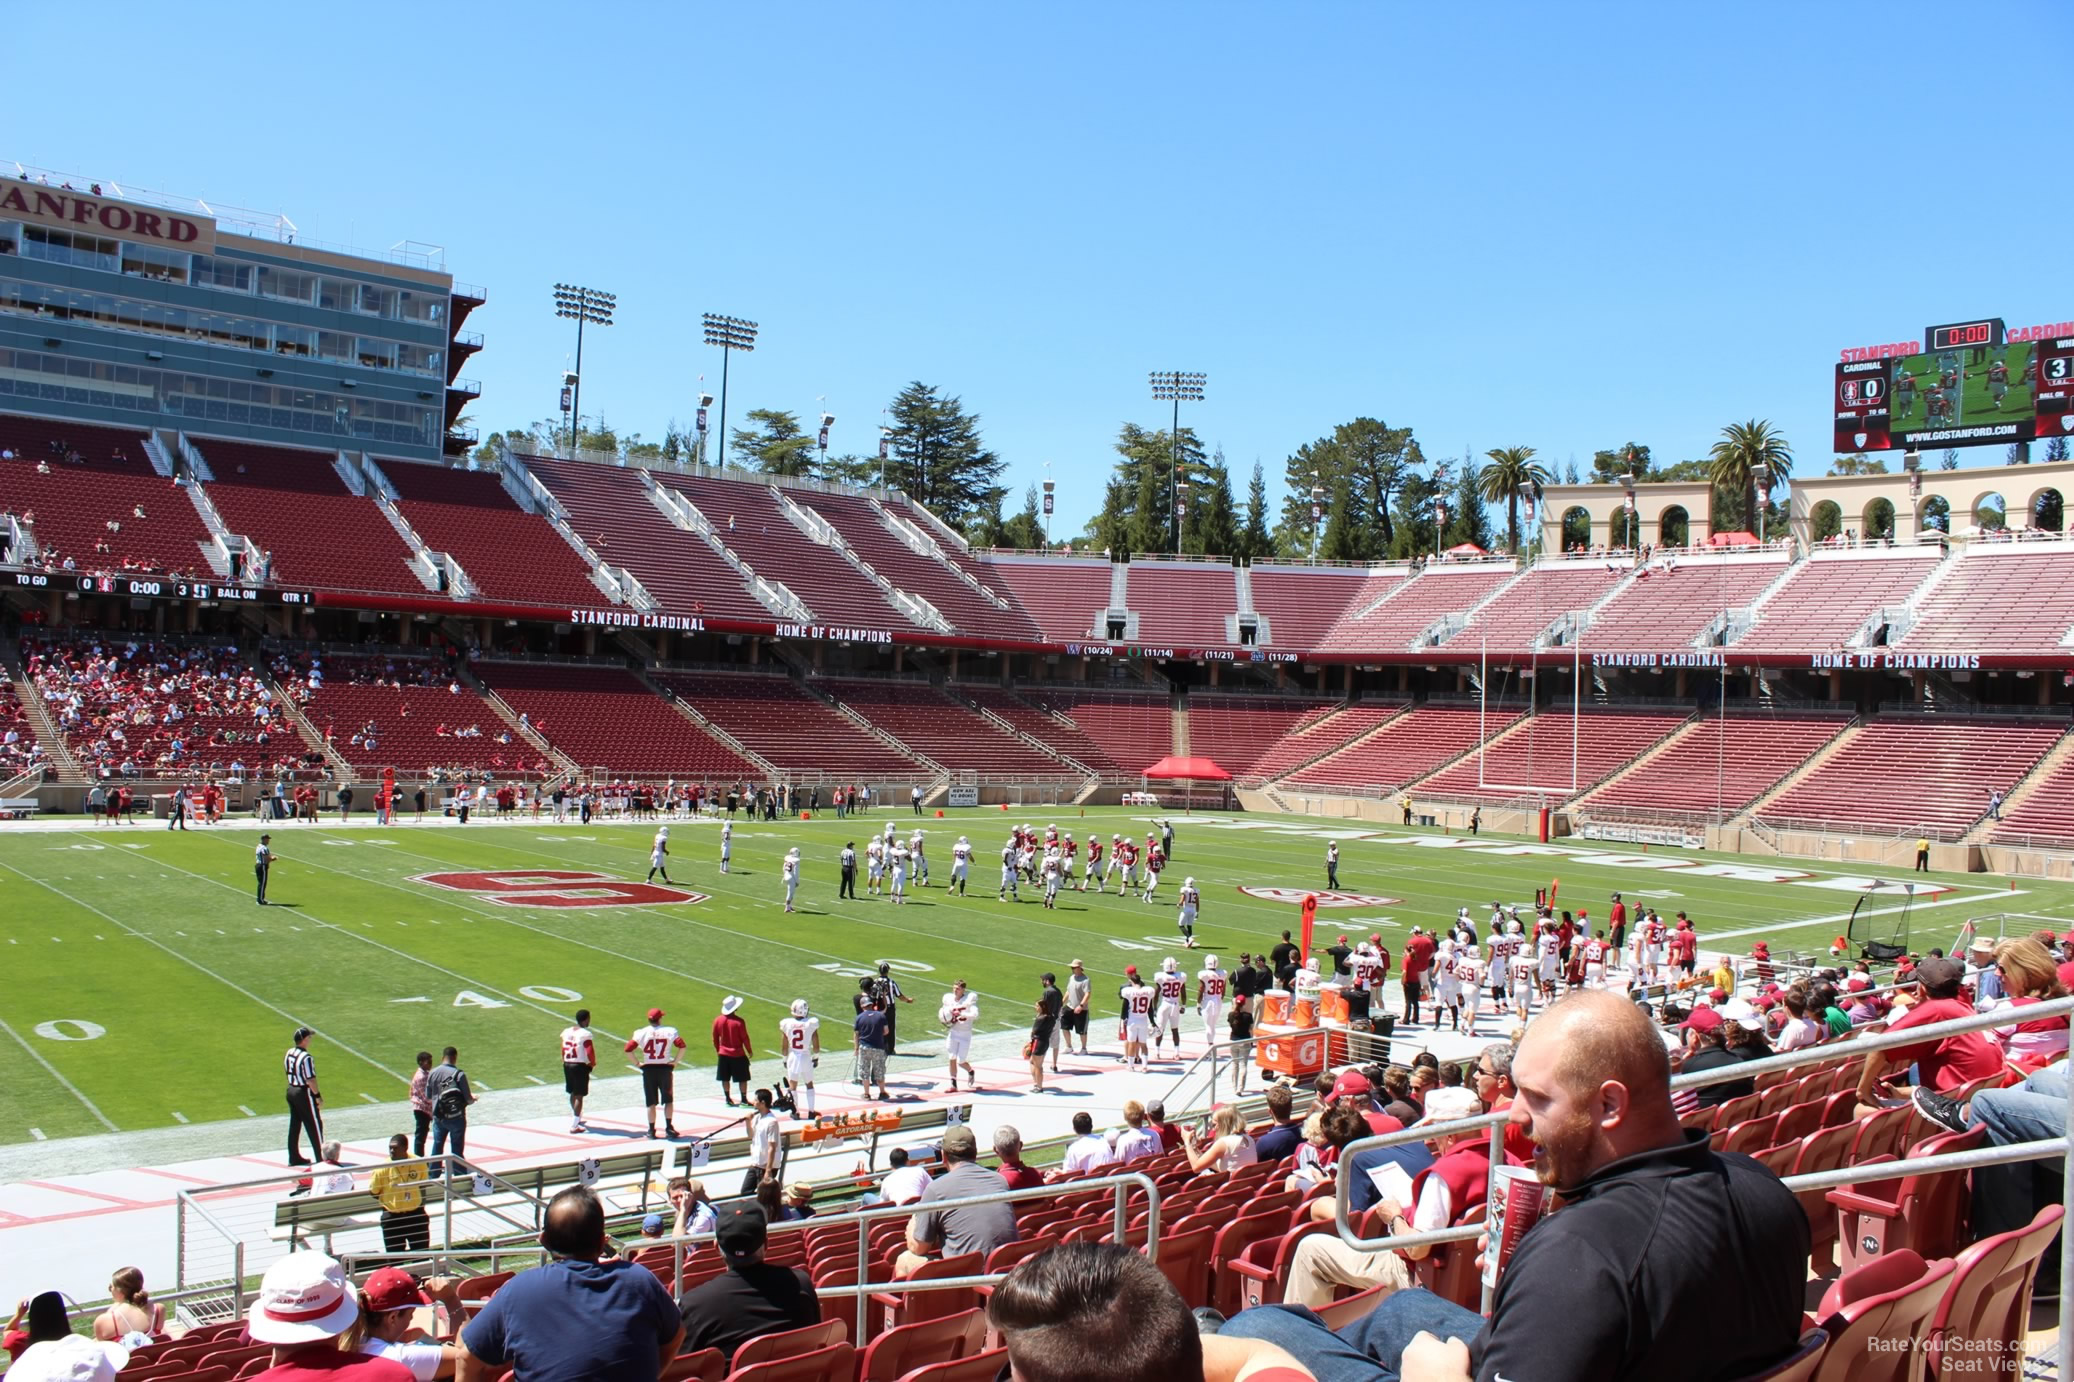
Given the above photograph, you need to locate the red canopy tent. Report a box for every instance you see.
[1140,755,1233,812]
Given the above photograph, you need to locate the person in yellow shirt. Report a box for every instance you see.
[1915,836,1931,872]
[1710,957,1736,997]
[369,1133,430,1252]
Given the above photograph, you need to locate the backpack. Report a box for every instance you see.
[431,1068,466,1120]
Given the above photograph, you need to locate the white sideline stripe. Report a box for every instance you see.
[359,1093,379,1104]
[170,1112,189,1124]
[29,1128,45,1141]
[525,1075,546,1085]
[238,1105,257,1118]
[0,1013,117,1131]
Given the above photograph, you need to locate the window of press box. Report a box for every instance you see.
[256,265,316,304]
[317,277,358,311]
[396,289,444,325]
[191,256,254,292]
[0,223,16,254]
[121,242,190,283]
[21,225,119,271]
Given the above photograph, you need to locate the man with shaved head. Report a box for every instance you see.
[1218,990,1807,1382]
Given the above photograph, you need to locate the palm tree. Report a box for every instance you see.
[1478,446,1548,553]
[1708,420,1793,536]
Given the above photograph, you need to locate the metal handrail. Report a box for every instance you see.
[648,1169,1161,1341]
[1330,993,2074,1335]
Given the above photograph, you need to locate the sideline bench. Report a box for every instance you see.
[0,797,40,819]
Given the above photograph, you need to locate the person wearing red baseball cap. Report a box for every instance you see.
[346,1269,466,1379]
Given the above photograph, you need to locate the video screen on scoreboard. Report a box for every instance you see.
[1887,341,2035,448]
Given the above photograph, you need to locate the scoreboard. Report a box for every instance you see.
[1835,316,2071,453]
[9,570,315,605]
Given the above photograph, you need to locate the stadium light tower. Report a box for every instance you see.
[1753,461,1772,545]
[1149,370,1206,554]
[702,313,759,468]
[1308,473,1325,566]
[552,284,615,453]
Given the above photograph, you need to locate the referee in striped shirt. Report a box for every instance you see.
[284,1025,323,1173]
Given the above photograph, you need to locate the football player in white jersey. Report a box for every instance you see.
[781,847,800,913]
[1434,938,1462,1030]
[888,841,909,904]
[1195,955,1228,1041]
[1061,833,1079,891]
[1105,834,1126,890]
[1153,957,1186,1059]
[1119,969,1155,1071]
[1511,927,1538,1016]
[719,819,732,874]
[778,998,820,1115]
[939,980,979,1091]
[1176,876,1201,948]
[951,835,971,895]
[559,1008,596,1133]
[1141,844,1165,903]
[998,837,1020,901]
[1454,947,1484,1032]
[1537,923,1561,1001]
[646,826,672,884]
[624,1006,685,1140]
[908,830,929,887]
[1488,922,1519,1016]
[866,835,885,896]
[1041,845,1062,908]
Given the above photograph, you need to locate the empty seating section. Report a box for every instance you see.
[1581,557,1787,651]
[1994,758,2074,845]
[1739,551,1940,653]
[957,684,1116,773]
[1243,702,1404,781]
[984,558,1112,641]
[1448,563,1627,652]
[1580,714,1852,818]
[194,439,421,595]
[1764,718,2066,834]
[1288,704,1520,793]
[818,679,1062,774]
[380,462,601,608]
[1899,548,2074,654]
[1126,563,1237,645]
[298,655,535,778]
[1185,694,1338,776]
[657,672,922,776]
[1320,566,1513,651]
[25,634,299,777]
[1248,567,1371,648]
[521,457,772,622]
[660,474,908,629]
[0,415,212,577]
[0,677,44,777]
[1413,710,1690,802]
[1020,688,1171,773]
[478,663,754,777]
[806,492,1040,638]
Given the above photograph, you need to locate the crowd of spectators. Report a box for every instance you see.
[24,634,298,778]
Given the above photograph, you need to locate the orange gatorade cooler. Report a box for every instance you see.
[1290,995,1317,1029]
[1256,1025,1328,1079]
[1317,985,1351,1025]
[1261,990,1293,1025]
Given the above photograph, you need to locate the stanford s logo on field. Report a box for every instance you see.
[416,870,706,908]
[1239,886,1401,908]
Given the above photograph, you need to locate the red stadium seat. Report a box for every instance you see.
[1810,1252,1953,1382]
[1922,1204,2064,1381]
[888,1348,1009,1382]
[1827,1128,1984,1274]
[660,1347,725,1382]
[870,1253,982,1337]
[854,1309,988,1382]
[729,1319,849,1371]
[722,1341,855,1382]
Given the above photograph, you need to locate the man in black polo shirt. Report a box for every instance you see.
[1325,934,1354,977]
[677,1204,820,1363]
[1219,989,1808,1382]
[1270,930,1297,974]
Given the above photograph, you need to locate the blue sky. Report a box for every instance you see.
[11,3,2069,533]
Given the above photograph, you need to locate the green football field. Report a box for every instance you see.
[1,808,2067,1146]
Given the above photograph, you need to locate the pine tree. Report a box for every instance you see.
[1240,460,1273,560]
[1189,453,1239,557]
[1000,486,1046,550]
[881,382,1004,529]
[729,409,818,476]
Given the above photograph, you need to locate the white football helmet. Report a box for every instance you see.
[1184,877,1195,889]
[1162,956,1178,973]
[1508,918,1525,935]
[1113,834,1123,842]
[1205,955,1220,969]
[790,998,808,1018]
[657,826,669,838]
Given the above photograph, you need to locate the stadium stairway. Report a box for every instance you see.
[458,663,585,781]
[940,686,1100,782]
[635,667,781,780]
[1249,703,1411,787]
[1568,710,1717,806]
[797,676,948,787]
[0,642,86,785]
[1729,717,1874,828]
[258,658,353,782]
[1964,729,2074,845]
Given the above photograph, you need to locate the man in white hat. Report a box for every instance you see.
[243,1251,413,1382]
[4,1336,135,1382]
[712,996,752,1111]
